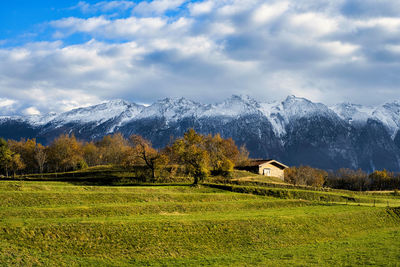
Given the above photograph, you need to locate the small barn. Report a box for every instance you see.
[238,159,289,180]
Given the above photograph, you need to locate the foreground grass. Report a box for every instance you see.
[0,180,399,266]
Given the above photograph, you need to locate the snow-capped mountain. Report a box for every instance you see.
[136,97,207,122]
[332,101,400,139]
[42,100,143,126]
[331,103,374,125]
[259,95,340,137]
[2,95,400,172]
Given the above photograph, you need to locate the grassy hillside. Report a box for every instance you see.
[204,183,400,207]
[0,180,399,266]
[14,165,193,185]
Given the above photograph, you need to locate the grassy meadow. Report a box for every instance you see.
[0,172,400,266]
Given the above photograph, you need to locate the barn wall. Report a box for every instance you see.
[258,163,285,180]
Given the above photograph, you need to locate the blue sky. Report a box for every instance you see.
[1,0,400,115]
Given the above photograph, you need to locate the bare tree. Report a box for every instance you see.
[35,144,47,177]
[129,135,167,180]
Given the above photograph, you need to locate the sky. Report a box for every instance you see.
[1,0,400,115]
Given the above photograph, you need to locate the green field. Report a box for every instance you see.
[0,180,399,266]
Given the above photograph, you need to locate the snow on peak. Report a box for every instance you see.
[330,103,374,124]
[7,95,400,140]
[372,101,400,138]
[258,96,338,137]
[0,115,24,122]
[229,94,259,105]
[137,97,206,121]
[201,95,260,117]
[281,96,333,119]
[51,99,142,125]
[330,101,400,138]
[27,112,58,126]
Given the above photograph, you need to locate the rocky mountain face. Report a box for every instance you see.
[2,95,400,172]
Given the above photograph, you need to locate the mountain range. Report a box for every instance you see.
[2,95,400,172]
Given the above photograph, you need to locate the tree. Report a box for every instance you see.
[284,166,298,185]
[284,166,327,187]
[329,168,368,191]
[128,135,168,179]
[204,133,245,177]
[96,133,129,165]
[9,153,25,177]
[369,169,392,190]
[0,138,13,177]
[8,139,36,173]
[34,143,47,177]
[47,134,83,172]
[236,145,250,166]
[171,129,210,185]
[82,142,100,167]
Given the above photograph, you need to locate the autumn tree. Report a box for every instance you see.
[205,134,237,176]
[8,139,37,173]
[0,138,13,177]
[305,167,326,187]
[369,169,393,190]
[284,166,327,187]
[96,133,129,165]
[34,143,47,177]
[171,129,210,185]
[9,153,25,177]
[128,135,168,179]
[47,134,84,172]
[284,166,297,185]
[82,142,100,167]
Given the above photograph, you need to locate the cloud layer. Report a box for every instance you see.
[1,0,400,115]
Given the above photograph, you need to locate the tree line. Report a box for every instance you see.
[2,129,399,190]
[284,166,400,191]
[0,129,249,185]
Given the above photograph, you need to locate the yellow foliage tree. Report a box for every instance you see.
[82,142,100,167]
[47,134,83,172]
[8,138,36,173]
[172,129,210,185]
[96,133,129,165]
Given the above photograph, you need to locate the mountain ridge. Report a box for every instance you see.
[2,95,400,172]
[7,94,400,136]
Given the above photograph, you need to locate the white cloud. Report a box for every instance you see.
[23,107,41,116]
[216,0,257,17]
[189,1,214,16]
[72,1,135,13]
[3,0,400,115]
[252,1,289,25]
[355,17,400,33]
[103,17,166,38]
[133,0,186,16]
[288,12,339,37]
[386,44,400,54]
[208,22,236,36]
[0,98,16,108]
[0,98,17,115]
[50,16,168,39]
[320,41,360,56]
[50,17,110,36]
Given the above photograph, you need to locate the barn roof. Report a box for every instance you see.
[246,159,289,169]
